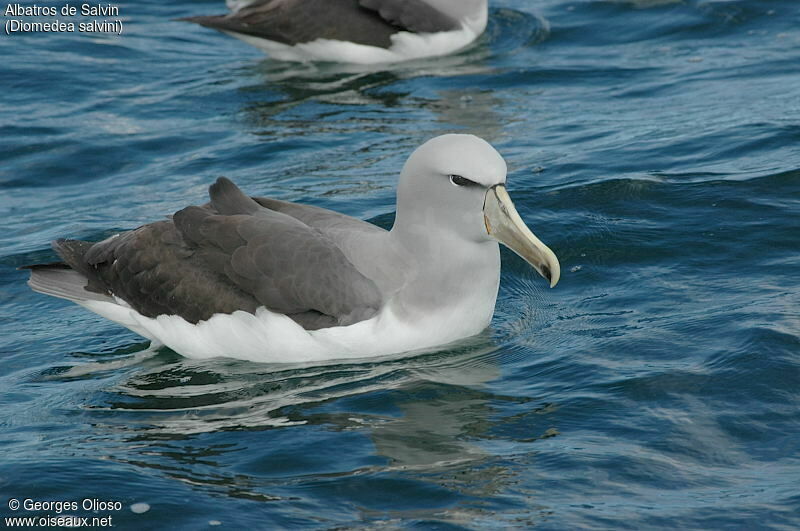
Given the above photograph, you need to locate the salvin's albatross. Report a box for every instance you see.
[25,134,560,363]
[182,0,489,63]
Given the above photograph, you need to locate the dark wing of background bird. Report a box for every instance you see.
[182,0,459,49]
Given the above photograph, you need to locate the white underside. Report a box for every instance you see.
[226,25,480,64]
[78,296,493,363]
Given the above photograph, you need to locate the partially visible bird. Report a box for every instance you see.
[182,0,489,63]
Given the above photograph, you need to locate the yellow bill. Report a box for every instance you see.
[483,184,560,287]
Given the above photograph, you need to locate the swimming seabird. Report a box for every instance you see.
[25,134,559,363]
[182,0,489,63]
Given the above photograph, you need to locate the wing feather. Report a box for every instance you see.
[359,0,460,33]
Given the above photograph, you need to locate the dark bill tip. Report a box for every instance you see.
[541,264,552,283]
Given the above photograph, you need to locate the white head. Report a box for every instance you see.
[392,134,560,287]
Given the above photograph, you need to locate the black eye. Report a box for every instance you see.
[449,174,480,187]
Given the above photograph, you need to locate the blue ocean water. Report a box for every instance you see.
[2,0,799,528]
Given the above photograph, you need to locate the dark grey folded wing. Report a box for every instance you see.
[45,178,383,330]
[52,223,262,324]
[183,0,399,48]
[359,0,461,34]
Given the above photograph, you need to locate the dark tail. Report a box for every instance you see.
[22,240,113,303]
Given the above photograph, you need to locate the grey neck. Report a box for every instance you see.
[387,220,501,319]
[424,0,488,21]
